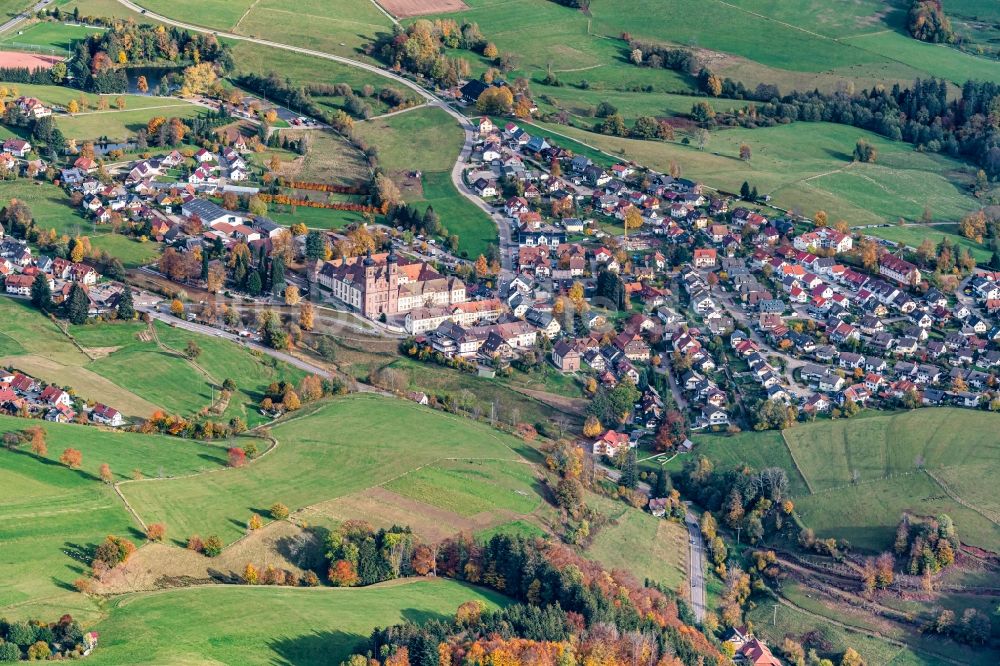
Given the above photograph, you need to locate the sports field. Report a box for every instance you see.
[87,579,508,665]
[0,20,98,53]
[530,120,980,226]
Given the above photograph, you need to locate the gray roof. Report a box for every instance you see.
[182,198,230,222]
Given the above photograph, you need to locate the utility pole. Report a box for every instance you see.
[772,604,778,626]
[736,526,741,544]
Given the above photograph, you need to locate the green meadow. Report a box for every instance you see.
[87,580,509,665]
[688,409,1000,553]
[120,394,534,544]
[530,120,980,226]
[355,107,495,258]
[0,419,226,622]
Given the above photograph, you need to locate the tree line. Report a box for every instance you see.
[342,533,723,666]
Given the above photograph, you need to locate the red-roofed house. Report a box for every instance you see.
[592,430,633,457]
[693,248,717,269]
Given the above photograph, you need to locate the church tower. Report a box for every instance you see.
[386,248,399,314]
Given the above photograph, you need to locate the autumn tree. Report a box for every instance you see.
[328,559,359,586]
[854,138,877,163]
[814,210,828,227]
[582,415,602,438]
[59,448,82,469]
[248,513,263,531]
[739,143,752,162]
[228,447,247,468]
[284,284,301,305]
[99,463,113,483]
[476,86,513,114]
[857,237,879,272]
[270,502,289,520]
[243,562,259,585]
[299,301,315,331]
[29,426,47,457]
[146,523,166,542]
[623,205,643,232]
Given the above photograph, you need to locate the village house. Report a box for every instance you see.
[551,339,582,372]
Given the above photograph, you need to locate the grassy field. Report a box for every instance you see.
[140,0,393,60]
[0,83,184,112]
[280,128,369,188]
[120,394,535,543]
[385,458,542,517]
[689,409,1000,553]
[58,103,205,140]
[0,419,227,622]
[87,579,508,665]
[0,298,302,423]
[867,223,991,262]
[584,494,688,589]
[228,42,419,106]
[530,120,980,225]
[355,107,495,258]
[0,20,98,53]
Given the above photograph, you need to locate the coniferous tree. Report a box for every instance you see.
[66,283,89,324]
[621,448,638,489]
[116,287,135,320]
[30,274,52,312]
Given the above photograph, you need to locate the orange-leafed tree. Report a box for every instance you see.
[328,559,359,587]
[99,463,113,484]
[59,448,82,469]
[146,523,166,542]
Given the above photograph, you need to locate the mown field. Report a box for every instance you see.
[355,107,495,258]
[689,409,1000,553]
[0,20,98,53]
[87,580,509,665]
[0,298,303,423]
[139,0,393,59]
[0,418,227,622]
[530,120,981,227]
[120,394,535,543]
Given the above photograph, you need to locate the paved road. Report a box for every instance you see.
[0,0,52,36]
[684,508,707,622]
[118,0,507,271]
[141,307,391,398]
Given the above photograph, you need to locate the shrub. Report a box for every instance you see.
[270,502,289,520]
[203,535,223,557]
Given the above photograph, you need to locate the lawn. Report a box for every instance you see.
[676,430,811,497]
[0,0,32,21]
[87,579,509,665]
[0,420,227,622]
[531,120,981,225]
[355,107,495,258]
[0,20,98,53]
[120,394,535,543]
